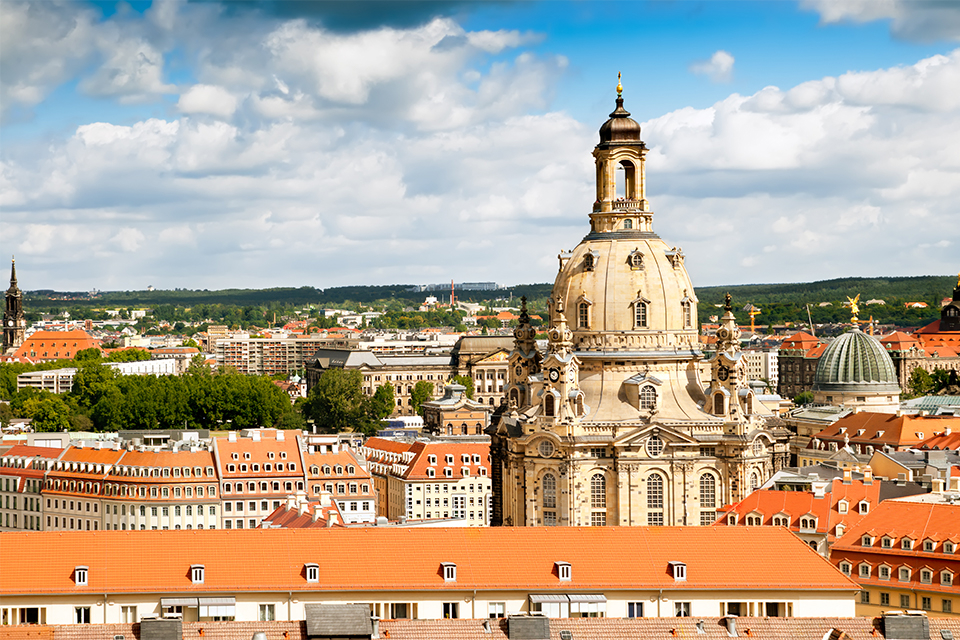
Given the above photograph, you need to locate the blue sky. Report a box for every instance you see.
[1,0,958,292]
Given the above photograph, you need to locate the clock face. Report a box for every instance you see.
[549,368,560,383]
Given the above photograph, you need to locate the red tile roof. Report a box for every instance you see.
[0,526,857,595]
[813,412,960,449]
[12,330,102,361]
[402,441,490,480]
[716,477,880,541]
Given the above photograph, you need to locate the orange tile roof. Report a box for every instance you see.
[716,477,880,541]
[402,441,490,480]
[214,432,303,478]
[878,330,921,351]
[363,437,415,455]
[813,413,960,449]
[0,526,857,595]
[12,329,102,361]
[831,500,960,594]
[2,445,64,459]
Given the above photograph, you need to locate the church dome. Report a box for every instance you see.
[812,328,899,394]
[598,97,642,144]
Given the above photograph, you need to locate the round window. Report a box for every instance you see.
[646,435,664,457]
[538,440,556,458]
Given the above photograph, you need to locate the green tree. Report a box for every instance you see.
[21,393,71,431]
[74,347,103,362]
[108,348,151,362]
[368,383,395,420]
[793,391,814,406]
[908,367,935,397]
[931,368,950,393]
[411,380,434,417]
[451,375,475,399]
[71,362,119,410]
[302,369,370,433]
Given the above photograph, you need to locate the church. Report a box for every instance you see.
[489,82,790,527]
[3,258,25,355]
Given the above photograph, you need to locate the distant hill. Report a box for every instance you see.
[24,275,952,329]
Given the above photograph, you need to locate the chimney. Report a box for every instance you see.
[842,469,852,485]
[286,496,297,510]
[863,468,873,485]
[251,430,260,442]
[298,502,308,517]
[371,617,380,640]
[932,478,945,493]
[276,430,285,441]
[228,432,237,442]
[950,476,960,492]
[723,616,739,637]
[312,508,323,523]
[327,512,339,527]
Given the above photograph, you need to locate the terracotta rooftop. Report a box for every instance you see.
[0,526,857,595]
[813,412,960,448]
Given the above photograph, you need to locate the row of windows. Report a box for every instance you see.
[223,480,301,494]
[574,300,693,330]
[861,535,956,554]
[225,462,295,473]
[843,561,955,586]
[859,591,952,612]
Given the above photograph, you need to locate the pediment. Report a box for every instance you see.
[614,423,699,448]
[477,349,510,363]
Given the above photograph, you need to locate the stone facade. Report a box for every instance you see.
[490,89,790,528]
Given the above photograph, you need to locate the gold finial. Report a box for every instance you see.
[847,294,861,326]
[617,72,622,97]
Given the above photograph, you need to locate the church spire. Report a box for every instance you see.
[9,257,17,289]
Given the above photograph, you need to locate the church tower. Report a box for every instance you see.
[490,81,789,528]
[3,258,26,354]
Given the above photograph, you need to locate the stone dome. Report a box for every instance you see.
[812,328,900,394]
[598,97,642,144]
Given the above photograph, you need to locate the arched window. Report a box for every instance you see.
[647,474,663,509]
[635,301,647,328]
[578,302,590,329]
[544,394,555,417]
[629,251,643,270]
[584,253,595,272]
[750,471,760,492]
[700,474,716,509]
[591,474,606,508]
[682,300,692,328]
[543,473,557,509]
[623,218,633,229]
[575,395,584,416]
[509,388,519,405]
[639,385,657,410]
[714,393,725,415]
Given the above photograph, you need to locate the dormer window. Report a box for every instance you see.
[445,455,454,465]
[902,538,914,550]
[427,468,435,478]
[862,535,874,547]
[924,539,935,552]
[858,500,869,514]
[882,536,894,549]
[946,542,956,554]
[244,452,251,460]
[442,562,457,582]
[556,561,571,581]
[628,249,643,270]
[583,252,596,272]
[75,566,88,586]
[428,455,437,465]
[191,565,205,584]
[444,468,453,478]
[668,561,686,582]
[231,453,238,460]
[727,513,738,526]
[942,570,954,586]
[839,562,851,576]
[305,563,319,583]
[838,500,848,514]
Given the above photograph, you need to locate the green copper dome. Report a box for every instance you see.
[812,328,900,394]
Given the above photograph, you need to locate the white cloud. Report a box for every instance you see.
[177,85,240,118]
[689,50,735,83]
[644,49,960,285]
[803,0,960,42]
[111,228,146,253]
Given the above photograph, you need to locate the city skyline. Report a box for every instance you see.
[2,1,959,292]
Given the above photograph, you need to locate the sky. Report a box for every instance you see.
[1,0,959,293]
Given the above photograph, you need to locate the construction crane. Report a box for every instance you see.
[748,306,761,333]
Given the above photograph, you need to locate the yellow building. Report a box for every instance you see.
[490,85,790,528]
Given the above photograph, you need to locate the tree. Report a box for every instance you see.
[20,393,71,431]
[451,374,475,399]
[108,348,151,362]
[302,369,370,433]
[793,391,814,406]
[908,367,935,397]
[411,380,434,417]
[368,383,395,420]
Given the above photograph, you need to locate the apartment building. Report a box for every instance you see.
[303,449,375,524]
[0,445,62,531]
[832,496,960,617]
[361,438,491,525]
[212,429,306,530]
